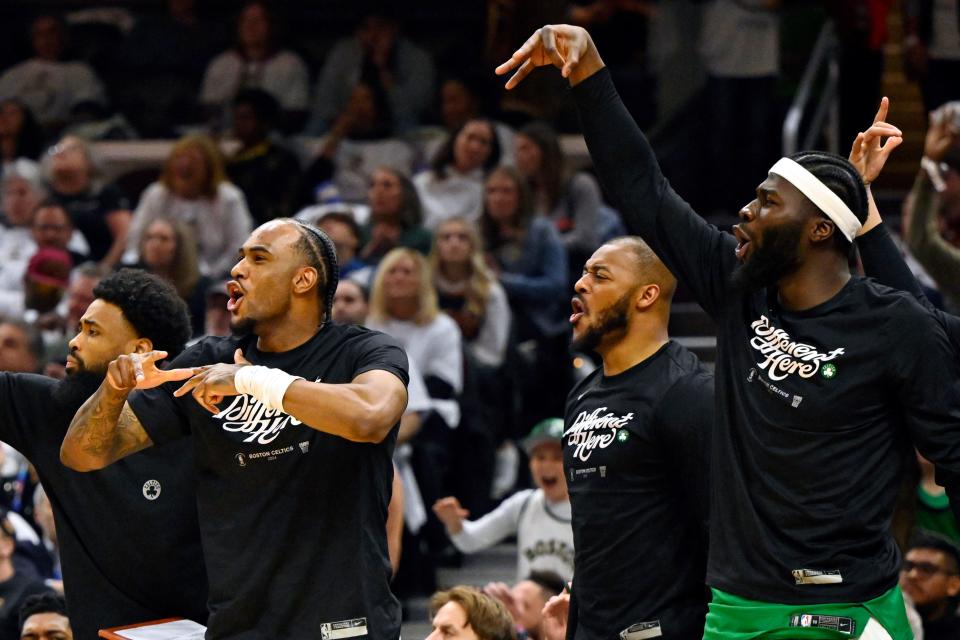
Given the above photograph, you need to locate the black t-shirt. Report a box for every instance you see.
[563,341,711,640]
[52,183,129,262]
[0,373,208,639]
[572,68,960,604]
[924,611,960,640]
[0,571,50,640]
[128,324,408,639]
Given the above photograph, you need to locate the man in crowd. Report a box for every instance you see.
[62,220,409,638]
[497,24,960,638]
[900,533,960,638]
[0,511,48,640]
[18,592,71,640]
[0,269,207,638]
[427,586,516,640]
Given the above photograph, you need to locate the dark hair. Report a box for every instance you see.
[518,121,565,211]
[288,220,340,323]
[0,99,45,161]
[236,1,280,55]
[527,570,565,598]
[33,199,70,222]
[19,592,68,631]
[909,530,960,575]
[430,118,501,179]
[93,269,191,357]
[317,211,361,244]
[233,88,280,126]
[373,167,423,229]
[788,151,868,252]
[480,166,535,248]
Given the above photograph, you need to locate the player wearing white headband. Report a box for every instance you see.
[496,25,960,640]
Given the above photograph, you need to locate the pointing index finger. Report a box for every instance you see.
[495,30,541,76]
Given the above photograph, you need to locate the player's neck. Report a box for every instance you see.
[776,255,850,311]
[255,311,322,352]
[600,319,669,377]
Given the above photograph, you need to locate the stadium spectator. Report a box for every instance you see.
[0,101,44,165]
[904,0,960,112]
[514,122,603,266]
[427,586,516,640]
[225,89,301,225]
[902,103,960,308]
[435,74,515,165]
[134,218,209,337]
[0,162,44,309]
[28,488,58,591]
[481,166,569,429]
[0,512,50,640]
[483,571,566,640]
[200,1,309,133]
[201,280,231,339]
[0,321,43,375]
[300,81,414,204]
[433,419,574,583]
[915,451,960,545]
[900,533,960,638]
[18,592,71,640]
[415,119,501,229]
[29,203,83,268]
[45,136,130,268]
[310,6,436,135]
[358,168,431,264]
[23,249,71,318]
[128,134,253,277]
[0,15,106,135]
[313,211,368,281]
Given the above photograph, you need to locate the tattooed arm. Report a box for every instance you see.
[61,350,200,471]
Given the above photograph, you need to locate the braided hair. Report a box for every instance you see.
[788,151,868,252]
[289,220,339,325]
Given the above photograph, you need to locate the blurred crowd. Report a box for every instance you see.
[0,0,957,638]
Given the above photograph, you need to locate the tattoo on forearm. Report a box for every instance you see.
[67,385,151,464]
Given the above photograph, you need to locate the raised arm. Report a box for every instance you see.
[61,351,199,471]
[496,25,736,318]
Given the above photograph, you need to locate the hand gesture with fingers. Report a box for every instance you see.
[848,97,903,185]
[106,351,201,393]
[173,349,251,414]
[482,582,520,622]
[924,103,960,163]
[541,591,570,640]
[495,25,603,89]
[432,496,469,533]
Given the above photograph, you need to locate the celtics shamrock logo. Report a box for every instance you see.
[821,363,837,380]
[617,430,630,443]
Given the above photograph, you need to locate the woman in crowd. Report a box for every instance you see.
[366,247,463,559]
[515,121,604,264]
[481,166,569,431]
[135,218,209,337]
[358,167,431,265]
[45,135,130,268]
[430,217,510,369]
[128,134,252,277]
[0,100,44,165]
[414,118,501,229]
[0,160,45,311]
[199,0,309,133]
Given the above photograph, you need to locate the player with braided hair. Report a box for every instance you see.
[61,219,409,638]
[496,25,960,640]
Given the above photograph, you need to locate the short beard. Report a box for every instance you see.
[730,220,805,292]
[230,317,255,337]
[52,369,107,411]
[570,291,633,354]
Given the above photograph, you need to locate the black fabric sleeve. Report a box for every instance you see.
[0,373,44,457]
[652,370,714,542]
[351,331,409,388]
[857,223,960,351]
[565,586,578,640]
[857,223,928,303]
[127,346,208,446]
[888,305,960,530]
[570,68,738,319]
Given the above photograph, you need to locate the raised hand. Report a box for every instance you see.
[482,582,520,623]
[540,591,570,640]
[432,496,469,533]
[848,97,903,185]
[494,25,603,89]
[924,103,960,163]
[173,348,251,414]
[106,351,201,392]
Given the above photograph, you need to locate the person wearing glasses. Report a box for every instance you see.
[900,533,960,638]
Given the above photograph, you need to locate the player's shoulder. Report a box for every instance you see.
[180,334,249,364]
[856,276,942,326]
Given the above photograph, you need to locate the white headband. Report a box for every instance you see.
[768,157,862,242]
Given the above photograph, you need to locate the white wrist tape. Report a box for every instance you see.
[769,157,863,242]
[234,365,303,413]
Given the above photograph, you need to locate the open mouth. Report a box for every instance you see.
[570,297,586,325]
[540,474,560,490]
[226,281,245,312]
[733,225,752,261]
